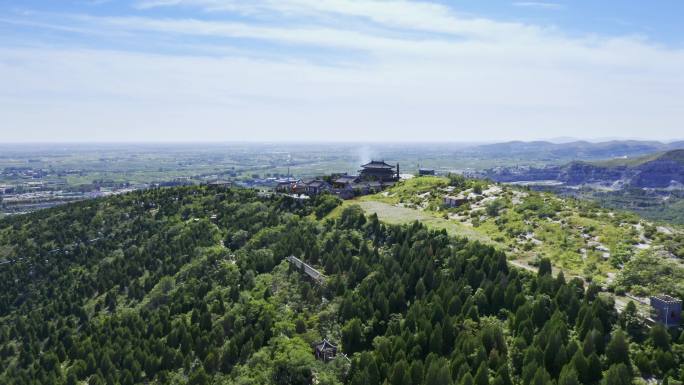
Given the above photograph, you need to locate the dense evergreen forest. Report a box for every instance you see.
[0,186,682,385]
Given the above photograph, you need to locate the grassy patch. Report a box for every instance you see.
[356,201,499,246]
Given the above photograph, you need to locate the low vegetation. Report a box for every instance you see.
[357,176,684,297]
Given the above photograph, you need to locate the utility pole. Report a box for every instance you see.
[665,304,669,328]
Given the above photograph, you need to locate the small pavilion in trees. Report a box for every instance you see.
[313,339,338,362]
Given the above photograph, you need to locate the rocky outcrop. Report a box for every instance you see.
[479,149,684,189]
[631,150,684,188]
[479,166,559,182]
[559,162,626,185]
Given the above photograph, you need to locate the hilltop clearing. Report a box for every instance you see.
[354,200,497,246]
[352,176,684,298]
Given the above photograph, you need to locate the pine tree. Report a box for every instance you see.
[390,360,411,385]
[649,324,671,351]
[618,302,643,341]
[443,320,455,355]
[415,278,426,299]
[531,367,552,385]
[342,318,364,354]
[424,359,452,385]
[587,353,603,384]
[493,365,512,385]
[601,363,631,385]
[460,373,474,385]
[557,365,580,385]
[410,360,424,385]
[467,306,480,323]
[537,258,552,277]
[203,350,219,373]
[430,324,443,354]
[606,329,630,368]
[474,361,489,385]
[366,355,381,385]
[65,372,78,385]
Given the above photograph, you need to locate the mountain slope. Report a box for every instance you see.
[479,149,684,188]
[1,186,682,385]
[631,149,684,188]
[472,140,682,161]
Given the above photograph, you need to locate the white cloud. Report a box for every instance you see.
[1,0,683,141]
[512,2,564,10]
[134,0,548,40]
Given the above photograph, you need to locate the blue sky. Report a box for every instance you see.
[1,0,683,142]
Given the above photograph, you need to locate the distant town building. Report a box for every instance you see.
[313,339,338,362]
[650,294,681,327]
[0,185,14,195]
[275,178,300,193]
[419,168,435,176]
[333,175,359,189]
[359,160,399,182]
[207,180,232,187]
[156,179,194,188]
[291,182,307,195]
[275,181,292,193]
[331,175,358,199]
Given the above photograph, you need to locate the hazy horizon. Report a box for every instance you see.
[0,137,683,145]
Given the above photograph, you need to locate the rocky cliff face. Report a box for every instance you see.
[631,150,684,188]
[479,149,684,189]
[480,166,559,182]
[560,162,627,185]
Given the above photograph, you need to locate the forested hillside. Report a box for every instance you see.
[0,186,682,385]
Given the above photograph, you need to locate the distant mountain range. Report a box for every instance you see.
[469,140,684,162]
[478,149,684,188]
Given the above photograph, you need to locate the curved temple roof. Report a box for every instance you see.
[361,160,395,169]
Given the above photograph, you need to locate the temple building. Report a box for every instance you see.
[332,174,358,189]
[303,179,330,196]
[359,160,399,182]
[274,160,400,199]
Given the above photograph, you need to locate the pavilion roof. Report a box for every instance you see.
[361,160,395,169]
[652,295,682,305]
[314,339,338,350]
